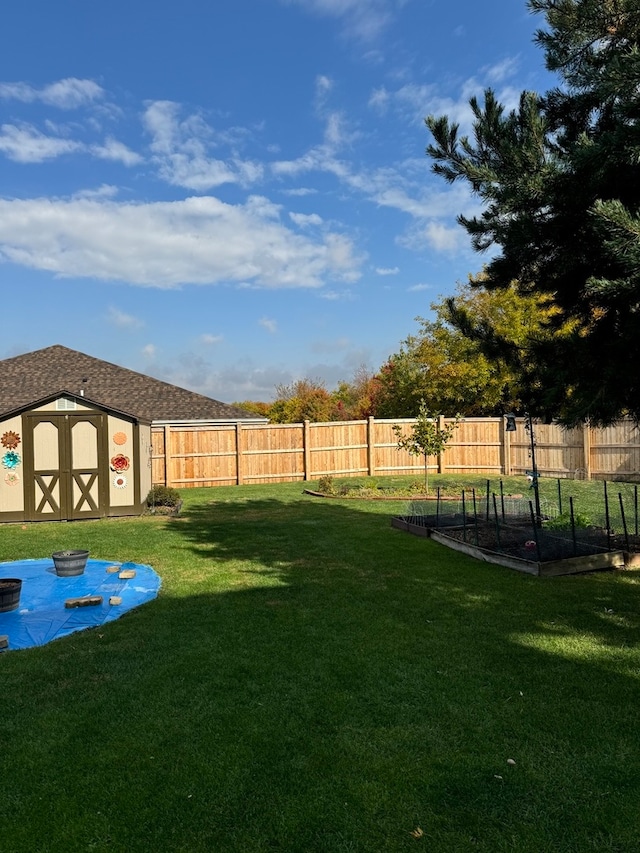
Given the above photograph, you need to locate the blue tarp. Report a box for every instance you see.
[0,558,161,651]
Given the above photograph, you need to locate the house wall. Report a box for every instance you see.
[0,414,25,515]
[107,415,138,508]
[32,397,94,412]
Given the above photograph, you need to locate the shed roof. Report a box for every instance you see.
[0,345,261,423]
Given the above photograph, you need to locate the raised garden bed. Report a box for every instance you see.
[392,516,638,576]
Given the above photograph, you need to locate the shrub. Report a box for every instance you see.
[317,475,336,495]
[146,485,181,508]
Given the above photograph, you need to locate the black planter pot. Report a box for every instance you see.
[52,550,90,577]
[0,578,22,612]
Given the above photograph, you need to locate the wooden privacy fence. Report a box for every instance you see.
[151,417,640,489]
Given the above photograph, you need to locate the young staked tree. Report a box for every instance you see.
[393,400,460,495]
[425,0,640,426]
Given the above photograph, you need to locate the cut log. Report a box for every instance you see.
[64,595,103,609]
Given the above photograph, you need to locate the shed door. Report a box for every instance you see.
[23,413,108,521]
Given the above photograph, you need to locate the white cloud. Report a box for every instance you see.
[373,181,480,224]
[423,222,465,253]
[407,283,430,292]
[282,187,318,197]
[289,211,323,228]
[72,184,119,200]
[281,0,401,41]
[271,119,355,181]
[0,126,140,167]
[375,266,399,275]
[271,110,480,258]
[200,333,224,345]
[120,345,376,402]
[377,63,523,132]
[0,123,82,163]
[318,288,354,301]
[485,57,520,84]
[107,306,144,328]
[0,194,363,288]
[368,86,390,113]
[147,353,293,402]
[259,317,278,334]
[143,100,263,191]
[91,137,143,166]
[0,78,104,109]
[315,75,333,108]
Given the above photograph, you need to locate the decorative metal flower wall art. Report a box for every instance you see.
[2,450,21,469]
[113,474,127,489]
[112,431,127,446]
[110,454,130,472]
[1,431,20,449]
[4,471,19,486]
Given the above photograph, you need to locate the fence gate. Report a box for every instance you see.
[23,413,109,521]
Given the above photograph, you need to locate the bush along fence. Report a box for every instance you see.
[151,417,640,489]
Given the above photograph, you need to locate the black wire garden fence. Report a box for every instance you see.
[398,479,640,563]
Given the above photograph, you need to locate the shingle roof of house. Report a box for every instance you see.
[0,345,261,423]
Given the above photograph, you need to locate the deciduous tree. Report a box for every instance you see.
[393,400,460,494]
[373,276,551,417]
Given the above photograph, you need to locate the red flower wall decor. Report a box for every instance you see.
[110,454,130,472]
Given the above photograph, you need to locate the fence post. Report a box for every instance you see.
[303,420,311,481]
[501,417,512,476]
[437,415,446,474]
[367,417,375,476]
[163,424,171,487]
[582,420,592,480]
[235,423,244,485]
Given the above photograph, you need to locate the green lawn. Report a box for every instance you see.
[1,479,640,852]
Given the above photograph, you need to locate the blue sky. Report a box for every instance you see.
[0,0,553,402]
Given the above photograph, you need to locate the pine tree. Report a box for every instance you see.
[425,0,640,425]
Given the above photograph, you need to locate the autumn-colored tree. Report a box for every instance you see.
[231,400,272,418]
[268,378,334,423]
[374,275,553,417]
[330,365,381,420]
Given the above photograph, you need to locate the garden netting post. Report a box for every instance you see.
[462,490,467,542]
[557,479,563,516]
[486,480,491,522]
[472,488,479,546]
[604,481,611,550]
[492,493,502,551]
[500,479,505,521]
[619,493,630,553]
[529,500,542,561]
[569,496,577,556]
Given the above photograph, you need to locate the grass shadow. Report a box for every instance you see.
[1,485,640,851]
